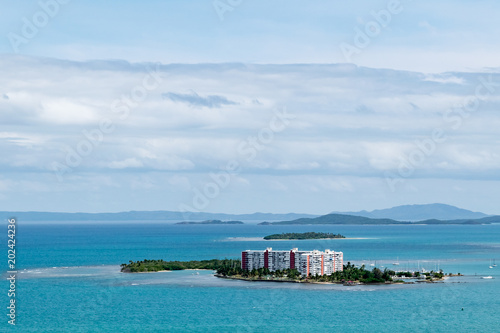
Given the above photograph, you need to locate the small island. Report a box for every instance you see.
[176,220,244,225]
[121,259,240,272]
[216,262,457,285]
[263,232,345,240]
[121,259,458,285]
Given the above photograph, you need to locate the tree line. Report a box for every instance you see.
[121,258,241,273]
[263,232,345,240]
[122,259,449,283]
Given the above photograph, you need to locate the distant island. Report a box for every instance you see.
[263,232,345,240]
[259,213,499,225]
[335,203,489,221]
[176,220,244,225]
[3,204,496,224]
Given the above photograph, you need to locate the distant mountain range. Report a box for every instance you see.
[259,214,500,225]
[1,203,494,224]
[0,211,317,222]
[175,220,244,225]
[334,203,489,221]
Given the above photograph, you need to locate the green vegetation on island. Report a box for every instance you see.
[121,258,241,273]
[175,220,244,225]
[258,213,497,225]
[258,214,405,225]
[263,232,345,240]
[122,259,456,285]
[218,262,453,284]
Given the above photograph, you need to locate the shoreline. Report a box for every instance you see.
[264,237,369,241]
[121,268,459,284]
[122,268,211,273]
[214,274,447,285]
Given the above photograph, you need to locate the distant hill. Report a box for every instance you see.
[259,213,500,225]
[0,211,317,223]
[175,220,244,225]
[259,214,407,225]
[462,216,500,224]
[2,204,495,225]
[334,204,489,221]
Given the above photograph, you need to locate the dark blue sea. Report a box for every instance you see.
[1,223,499,332]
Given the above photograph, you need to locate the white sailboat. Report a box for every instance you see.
[392,257,400,266]
[489,259,494,269]
[481,276,493,279]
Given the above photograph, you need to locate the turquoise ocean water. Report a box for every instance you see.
[1,223,499,332]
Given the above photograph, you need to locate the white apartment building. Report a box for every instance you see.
[242,248,343,277]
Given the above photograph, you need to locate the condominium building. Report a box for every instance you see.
[241,248,343,277]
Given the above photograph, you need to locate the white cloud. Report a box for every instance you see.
[424,74,465,85]
[108,158,143,169]
[41,99,98,125]
[1,55,499,213]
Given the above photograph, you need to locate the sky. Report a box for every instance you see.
[1,0,500,214]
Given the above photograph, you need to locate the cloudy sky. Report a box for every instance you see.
[1,0,500,214]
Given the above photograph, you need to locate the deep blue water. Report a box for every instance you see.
[1,223,499,332]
